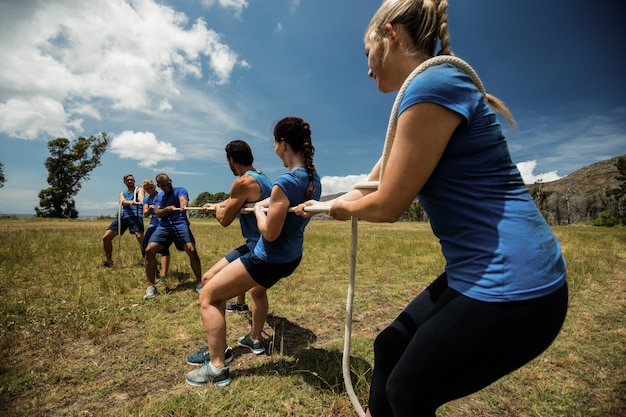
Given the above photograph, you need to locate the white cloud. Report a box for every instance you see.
[0,97,72,140]
[321,174,369,196]
[201,0,249,18]
[0,0,243,140]
[516,160,561,184]
[110,130,183,168]
[289,0,301,14]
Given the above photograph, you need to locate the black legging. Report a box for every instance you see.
[367,272,568,417]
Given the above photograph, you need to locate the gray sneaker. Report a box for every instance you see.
[158,274,167,285]
[185,362,231,387]
[186,345,234,366]
[195,281,203,293]
[237,332,265,355]
[144,285,158,299]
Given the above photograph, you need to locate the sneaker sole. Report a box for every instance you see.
[237,341,265,355]
[185,376,231,387]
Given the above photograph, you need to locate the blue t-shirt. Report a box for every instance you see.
[253,167,321,263]
[239,170,273,249]
[154,186,190,228]
[398,63,566,302]
[121,188,142,219]
[143,191,164,228]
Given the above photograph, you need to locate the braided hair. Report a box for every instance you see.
[273,117,316,199]
[367,0,516,128]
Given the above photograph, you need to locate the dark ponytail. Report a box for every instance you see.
[273,117,316,199]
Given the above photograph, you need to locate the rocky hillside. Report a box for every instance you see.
[539,154,624,195]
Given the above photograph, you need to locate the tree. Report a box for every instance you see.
[188,191,230,218]
[35,134,109,218]
[0,162,5,189]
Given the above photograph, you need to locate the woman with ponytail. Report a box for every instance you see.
[297,1,567,415]
[186,116,321,387]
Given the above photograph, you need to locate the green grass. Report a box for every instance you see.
[0,219,624,416]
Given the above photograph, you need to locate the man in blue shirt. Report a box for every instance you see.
[101,173,144,267]
[143,173,202,299]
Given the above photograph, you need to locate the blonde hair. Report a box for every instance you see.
[142,178,155,189]
[367,0,516,128]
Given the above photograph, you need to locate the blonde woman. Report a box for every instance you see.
[297,1,567,415]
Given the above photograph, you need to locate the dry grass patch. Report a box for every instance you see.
[0,218,624,416]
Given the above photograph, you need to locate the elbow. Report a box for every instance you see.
[262,232,279,242]
[378,211,401,223]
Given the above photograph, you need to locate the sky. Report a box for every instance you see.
[0,0,624,217]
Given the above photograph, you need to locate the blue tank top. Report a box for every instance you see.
[121,188,142,219]
[398,64,566,302]
[253,167,321,263]
[238,171,273,249]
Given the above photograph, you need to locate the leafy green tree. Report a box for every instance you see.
[0,162,5,189]
[35,134,109,218]
[188,191,230,218]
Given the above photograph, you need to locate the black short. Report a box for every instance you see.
[239,252,301,289]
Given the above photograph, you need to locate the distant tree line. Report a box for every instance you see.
[33,132,624,227]
[188,191,230,218]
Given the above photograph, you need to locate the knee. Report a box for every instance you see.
[201,270,213,285]
[373,327,409,368]
[250,286,266,300]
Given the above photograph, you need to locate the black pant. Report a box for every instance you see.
[367,273,568,417]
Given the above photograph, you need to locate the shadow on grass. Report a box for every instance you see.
[234,314,371,395]
[161,271,197,293]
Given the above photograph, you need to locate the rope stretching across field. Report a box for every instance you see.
[183,56,488,417]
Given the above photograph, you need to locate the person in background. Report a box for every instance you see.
[296,1,568,415]
[141,178,170,285]
[185,117,321,386]
[185,139,272,366]
[143,173,202,299]
[101,173,144,267]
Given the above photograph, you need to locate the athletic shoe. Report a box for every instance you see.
[186,346,234,366]
[158,274,167,285]
[185,362,231,387]
[102,260,113,268]
[225,301,250,313]
[144,285,158,299]
[195,281,203,293]
[237,332,265,355]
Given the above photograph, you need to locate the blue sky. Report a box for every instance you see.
[0,0,624,216]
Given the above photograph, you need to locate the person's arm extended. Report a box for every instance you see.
[143,200,153,218]
[330,102,462,222]
[254,185,289,242]
[215,175,260,227]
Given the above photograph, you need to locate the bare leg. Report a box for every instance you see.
[201,257,229,286]
[250,285,268,340]
[236,293,246,305]
[102,229,117,263]
[135,231,144,255]
[144,243,163,286]
[184,243,202,283]
[199,260,256,368]
[161,254,170,277]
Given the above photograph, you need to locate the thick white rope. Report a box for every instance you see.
[343,57,486,416]
[344,214,365,416]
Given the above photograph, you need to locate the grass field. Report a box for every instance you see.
[0,218,624,416]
